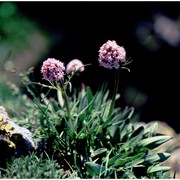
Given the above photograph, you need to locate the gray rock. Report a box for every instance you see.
[0,107,36,157]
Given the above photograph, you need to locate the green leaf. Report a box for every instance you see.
[107,117,131,139]
[137,135,172,149]
[101,113,120,130]
[96,83,108,107]
[77,133,86,139]
[87,87,94,106]
[130,126,145,139]
[145,153,170,164]
[118,107,134,121]
[114,153,145,167]
[57,89,64,107]
[108,154,122,166]
[108,151,132,166]
[160,170,171,179]
[126,157,145,168]
[102,89,110,104]
[101,99,111,119]
[120,126,144,151]
[85,162,105,177]
[119,123,130,141]
[147,165,171,174]
[91,148,107,158]
[144,122,159,137]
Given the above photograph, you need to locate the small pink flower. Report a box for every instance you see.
[41,58,65,81]
[66,59,85,74]
[98,40,126,69]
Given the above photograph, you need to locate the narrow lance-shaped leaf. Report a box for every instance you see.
[147,165,171,174]
[118,107,134,121]
[86,87,94,113]
[108,151,134,166]
[85,162,106,177]
[114,153,145,167]
[144,122,159,137]
[120,126,144,151]
[91,148,108,158]
[144,153,170,164]
[137,135,172,149]
[57,89,64,107]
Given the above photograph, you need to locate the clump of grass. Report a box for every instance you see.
[5,152,78,179]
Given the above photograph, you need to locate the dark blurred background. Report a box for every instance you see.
[1,1,180,132]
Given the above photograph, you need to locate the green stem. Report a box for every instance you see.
[29,82,57,90]
[62,89,71,119]
[59,80,71,119]
[108,69,119,117]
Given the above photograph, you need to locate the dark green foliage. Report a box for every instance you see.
[4,81,171,179]
[0,73,172,179]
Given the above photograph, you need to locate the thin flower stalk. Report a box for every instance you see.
[41,58,71,119]
[98,40,127,118]
[108,68,119,117]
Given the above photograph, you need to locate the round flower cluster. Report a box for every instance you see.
[98,40,126,69]
[41,58,65,81]
[66,59,85,74]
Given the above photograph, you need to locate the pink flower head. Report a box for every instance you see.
[41,58,65,81]
[66,59,85,74]
[98,40,126,69]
